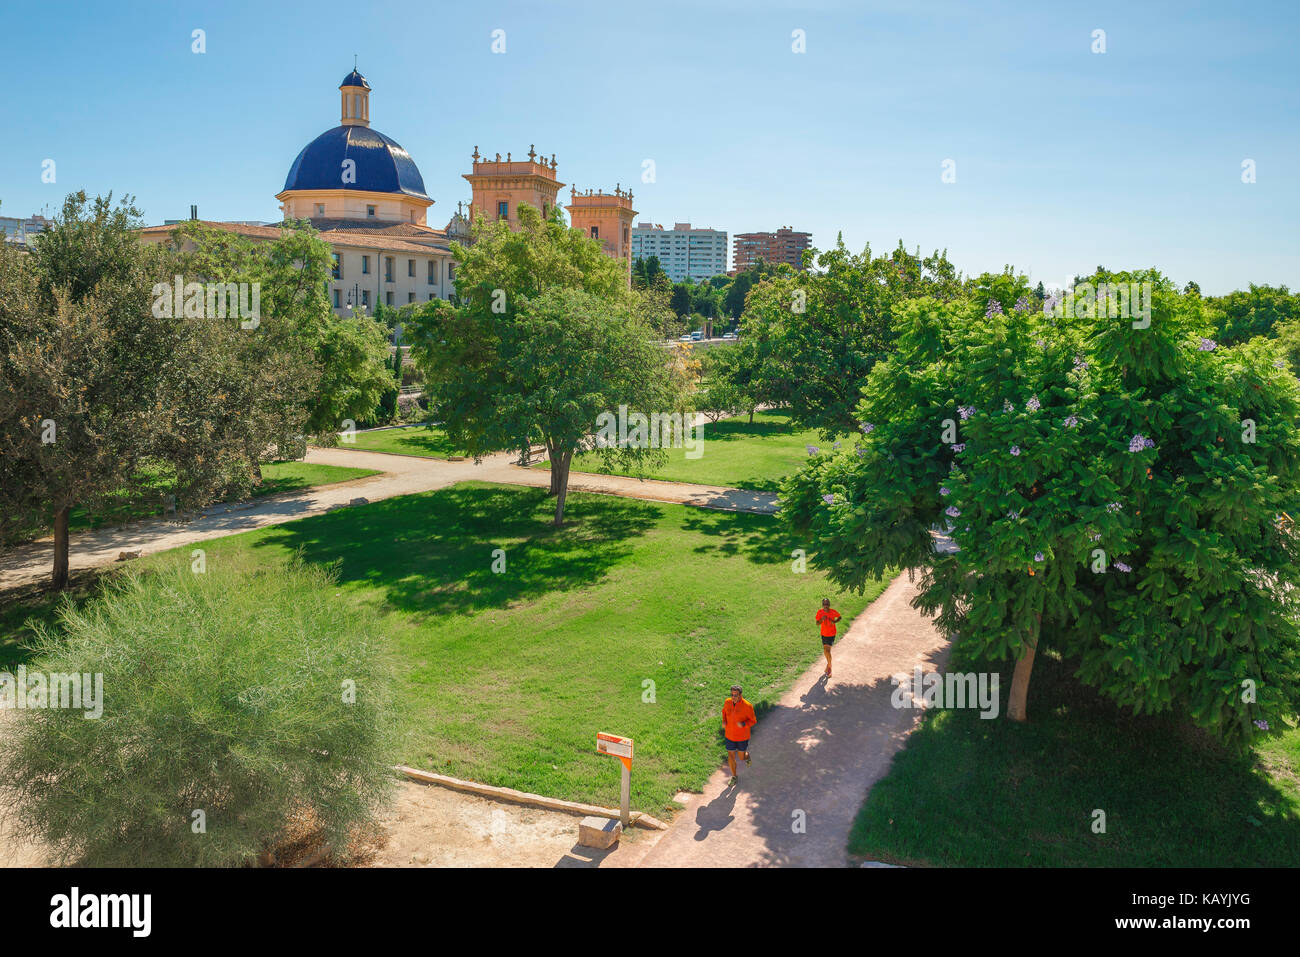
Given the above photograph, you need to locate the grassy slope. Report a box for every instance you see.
[114,482,884,813]
[550,412,834,492]
[847,646,1300,867]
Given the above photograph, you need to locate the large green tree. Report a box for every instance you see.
[0,194,233,587]
[739,237,962,436]
[408,204,682,524]
[781,271,1300,744]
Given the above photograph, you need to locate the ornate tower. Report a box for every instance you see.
[566,185,638,282]
[462,145,565,228]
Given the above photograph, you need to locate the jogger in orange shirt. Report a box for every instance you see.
[815,598,842,677]
[722,685,756,787]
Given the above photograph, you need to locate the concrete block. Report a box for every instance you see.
[577,816,622,849]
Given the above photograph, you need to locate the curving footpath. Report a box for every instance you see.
[0,447,777,593]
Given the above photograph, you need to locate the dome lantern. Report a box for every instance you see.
[339,68,371,128]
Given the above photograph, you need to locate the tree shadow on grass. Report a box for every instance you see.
[675,508,799,566]
[249,482,661,618]
[850,645,1300,866]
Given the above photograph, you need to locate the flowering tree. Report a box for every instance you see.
[780,270,1300,743]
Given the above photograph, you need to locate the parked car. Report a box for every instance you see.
[679,333,692,341]
[690,330,703,341]
[722,331,737,340]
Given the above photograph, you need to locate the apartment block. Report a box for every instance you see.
[732,227,812,272]
[630,222,728,283]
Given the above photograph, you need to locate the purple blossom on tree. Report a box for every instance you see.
[940,486,952,496]
[1026,396,1041,412]
[1010,445,1021,456]
[807,445,820,455]
[1034,552,1044,562]
[1073,355,1088,371]
[823,494,835,505]
[1003,399,1014,413]
[985,299,1003,317]
[951,443,966,453]
[1064,415,1079,428]
[1014,296,1030,312]
[958,405,975,420]
[1114,561,1132,572]
[1198,338,1217,351]
[1128,434,1152,453]
[1106,502,1122,514]
[945,506,960,517]
[833,441,842,451]
[861,422,875,434]
[1254,719,1270,730]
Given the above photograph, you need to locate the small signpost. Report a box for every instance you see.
[596,732,634,827]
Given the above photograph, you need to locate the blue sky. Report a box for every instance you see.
[4,0,1297,293]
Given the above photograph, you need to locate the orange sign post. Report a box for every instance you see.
[596,733,633,827]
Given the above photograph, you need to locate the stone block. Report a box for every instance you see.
[577,816,622,849]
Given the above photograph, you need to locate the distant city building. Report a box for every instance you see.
[630,222,728,282]
[1,213,54,250]
[732,227,812,272]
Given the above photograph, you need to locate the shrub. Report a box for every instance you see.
[0,556,399,866]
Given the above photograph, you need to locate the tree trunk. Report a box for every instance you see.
[546,444,559,496]
[748,408,755,424]
[52,505,71,591]
[552,451,572,526]
[1007,614,1041,722]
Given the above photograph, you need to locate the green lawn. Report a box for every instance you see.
[80,482,883,813]
[340,424,461,459]
[62,461,378,534]
[847,645,1300,866]
[546,411,836,492]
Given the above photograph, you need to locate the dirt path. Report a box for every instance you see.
[0,447,777,592]
[637,572,950,868]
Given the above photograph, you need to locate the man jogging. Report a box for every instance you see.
[722,685,756,787]
[815,598,842,677]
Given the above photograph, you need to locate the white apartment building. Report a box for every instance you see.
[630,222,727,282]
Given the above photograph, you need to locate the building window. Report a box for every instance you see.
[333,289,341,308]
[362,255,370,275]
[497,201,508,219]
[448,264,455,280]
[316,204,326,216]
[427,261,436,285]
[331,253,341,279]
[408,292,415,303]
[590,226,599,239]
[361,290,370,307]
[367,205,377,218]
[384,257,394,282]
[386,291,394,306]
[407,259,415,278]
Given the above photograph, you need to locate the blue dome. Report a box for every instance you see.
[340,70,370,90]
[282,125,429,200]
